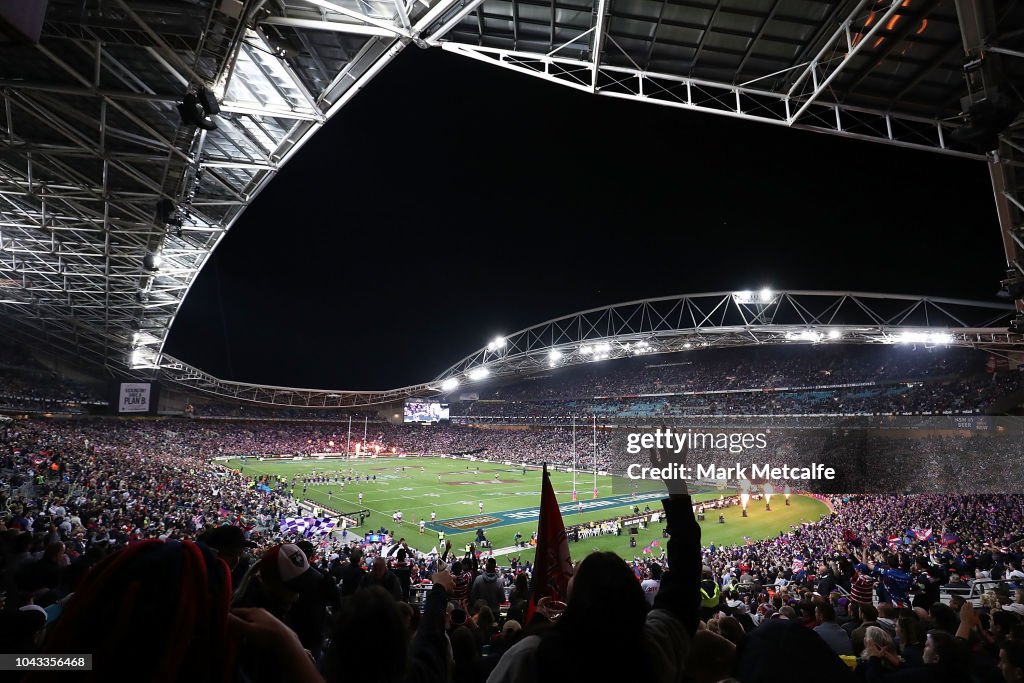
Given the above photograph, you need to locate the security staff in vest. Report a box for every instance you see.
[699,569,722,620]
[438,530,445,544]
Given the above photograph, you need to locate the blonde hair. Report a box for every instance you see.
[863,625,894,657]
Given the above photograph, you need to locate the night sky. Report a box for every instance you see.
[163,47,1005,391]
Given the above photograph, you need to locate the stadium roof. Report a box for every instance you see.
[159,290,1018,406]
[0,0,1022,405]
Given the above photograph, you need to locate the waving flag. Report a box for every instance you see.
[887,534,901,549]
[525,464,574,623]
[792,557,805,573]
[912,528,933,542]
[280,516,337,536]
[940,532,958,546]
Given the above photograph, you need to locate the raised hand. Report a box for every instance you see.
[648,425,689,497]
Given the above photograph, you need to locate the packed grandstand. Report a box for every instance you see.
[0,341,1023,681]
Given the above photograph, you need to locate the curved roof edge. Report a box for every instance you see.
[155,290,1022,408]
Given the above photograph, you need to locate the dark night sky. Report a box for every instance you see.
[163,47,1005,391]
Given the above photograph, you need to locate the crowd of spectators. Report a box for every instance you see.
[450,345,1023,423]
[0,417,1019,497]
[0,343,106,413]
[669,432,1024,495]
[454,375,1020,421]
[0,340,1022,679]
[688,494,1024,680]
[3,414,1024,681]
[192,403,379,422]
[482,345,998,400]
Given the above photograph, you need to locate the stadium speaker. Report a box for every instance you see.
[177,93,218,131]
[1006,280,1024,301]
[949,92,1020,153]
[156,198,176,225]
[197,86,221,116]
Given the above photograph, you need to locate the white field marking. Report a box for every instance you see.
[230,459,621,517]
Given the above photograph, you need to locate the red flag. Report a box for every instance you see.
[525,464,574,622]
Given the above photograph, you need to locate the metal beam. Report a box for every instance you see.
[421,0,489,45]
[590,0,609,91]
[787,0,904,124]
[259,15,398,38]
[441,42,984,159]
[299,0,411,38]
[148,291,1020,407]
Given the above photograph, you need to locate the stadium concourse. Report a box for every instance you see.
[0,343,1020,680]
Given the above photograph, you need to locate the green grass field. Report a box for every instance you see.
[225,456,828,560]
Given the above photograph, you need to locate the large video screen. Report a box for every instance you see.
[404,399,449,423]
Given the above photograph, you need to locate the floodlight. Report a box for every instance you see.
[785,330,822,342]
[487,336,506,352]
[468,367,490,381]
[548,350,563,361]
[130,348,151,368]
[899,331,951,344]
[759,288,773,302]
[828,330,841,339]
[683,342,692,349]
[441,378,459,391]
[143,251,162,272]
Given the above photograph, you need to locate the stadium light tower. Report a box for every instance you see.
[441,378,459,391]
[486,336,506,352]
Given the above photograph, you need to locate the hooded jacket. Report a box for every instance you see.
[471,569,505,613]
